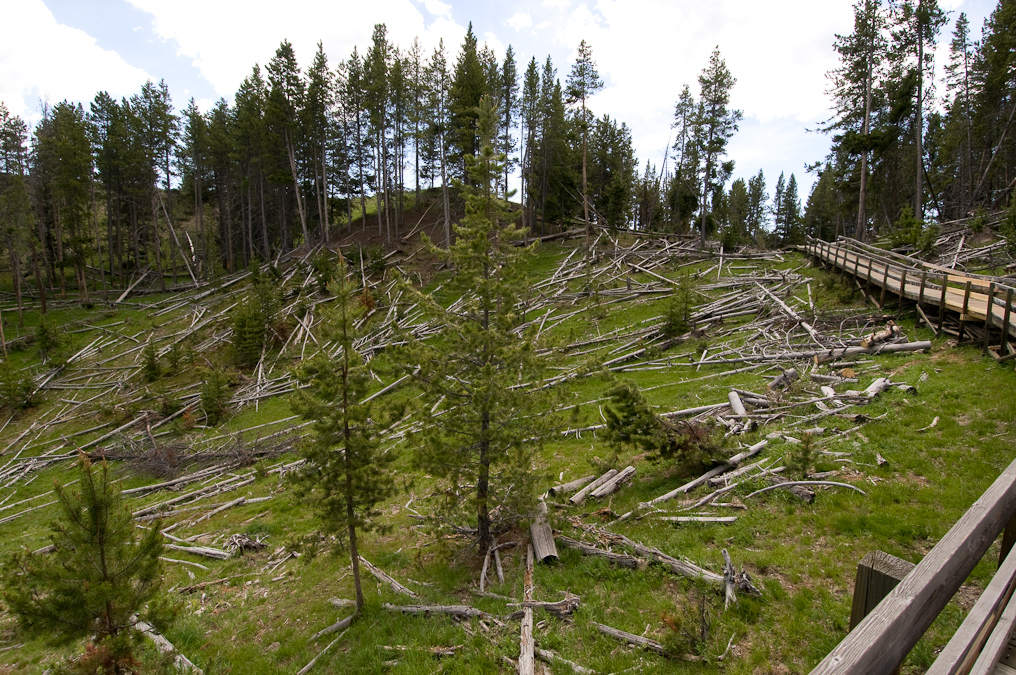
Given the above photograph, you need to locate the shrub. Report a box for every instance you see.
[200,368,232,425]
[0,361,34,410]
[603,380,723,472]
[142,340,160,382]
[661,274,696,338]
[2,455,175,672]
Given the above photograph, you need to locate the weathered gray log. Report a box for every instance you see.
[764,475,816,503]
[310,613,355,641]
[135,618,203,674]
[697,340,932,365]
[659,516,738,524]
[548,475,595,497]
[592,622,671,658]
[590,466,636,498]
[616,440,767,521]
[510,593,581,619]
[164,543,230,560]
[535,647,597,674]
[864,377,892,398]
[768,368,800,391]
[728,391,747,417]
[860,322,901,348]
[360,556,419,598]
[296,628,350,675]
[748,479,867,501]
[570,469,618,505]
[722,549,737,609]
[555,535,639,568]
[520,544,535,675]
[384,603,494,620]
[530,500,558,563]
[596,529,723,585]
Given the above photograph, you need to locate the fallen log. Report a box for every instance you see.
[594,529,722,585]
[530,500,558,563]
[310,613,355,641]
[164,543,230,560]
[135,618,203,674]
[765,475,816,503]
[696,340,932,364]
[297,628,349,675]
[520,544,535,675]
[768,368,799,391]
[615,440,767,522]
[555,535,639,568]
[548,475,595,497]
[360,556,418,598]
[384,603,495,620]
[746,480,867,500]
[570,469,618,506]
[659,516,737,524]
[535,647,597,674]
[590,466,636,499]
[860,321,901,348]
[728,391,747,417]
[510,592,581,620]
[592,622,671,658]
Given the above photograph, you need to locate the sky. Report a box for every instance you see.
[0,0,1001,202]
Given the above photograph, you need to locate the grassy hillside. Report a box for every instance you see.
[0,235,1013,675]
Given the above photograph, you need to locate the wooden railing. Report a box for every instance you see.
[803,237,1016,353]
[809,455,1016,675]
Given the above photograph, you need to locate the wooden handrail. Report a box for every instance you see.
[809,455,1016,675]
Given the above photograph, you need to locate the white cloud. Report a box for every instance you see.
[482,32,506,57]
[0,0,150,122]
[125,0,467,98]
[420,0,453,18]
[507,12,533,30]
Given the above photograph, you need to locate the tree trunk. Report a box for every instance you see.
[285,130,310,248]
[151,199,166,292]
[440,132,451,250]
[856,51,872,241]
[477,410,492,554]
[915,31,924,221]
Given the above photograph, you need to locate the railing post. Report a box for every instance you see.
[984,283,995,356]
[918,271,927,306]
[1002,288,1013,355]
[899,270,908,312]
[880,265,890,308]
[850,551,916,631]
[939,276,948,333]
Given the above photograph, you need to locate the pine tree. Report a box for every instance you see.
[893,0,946,221]
[3,455,172,673]
[565,40,604,259]
[425,40,452,248]
[293,253,397,612]
[448,23,487,180]
[406,97,556,554]
[695,49,742,247]
[826,0,887,240]
[746,169,769,240]
[520,57,541,232]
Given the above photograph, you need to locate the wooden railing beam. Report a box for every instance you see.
[809,455,1016,675]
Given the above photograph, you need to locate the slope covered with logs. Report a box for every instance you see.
[0,232,1013,674]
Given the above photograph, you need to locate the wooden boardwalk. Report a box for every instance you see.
[803,237,1016,353]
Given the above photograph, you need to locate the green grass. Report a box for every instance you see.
[0,245,1013,674]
